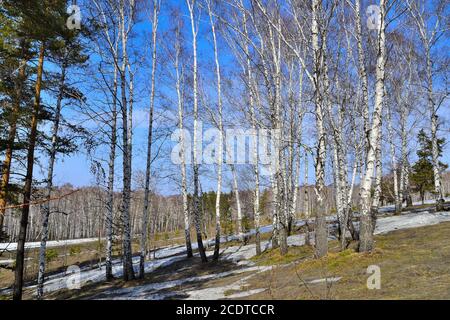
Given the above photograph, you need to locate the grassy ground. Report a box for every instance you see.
[243,221,450,299]
[33,221,450,300]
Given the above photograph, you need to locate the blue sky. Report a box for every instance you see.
[33,0,450,196]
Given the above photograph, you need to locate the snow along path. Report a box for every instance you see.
[374,211,450,235]
[2,210,450,298]
[93,265,271,300]
[0,253,186,296]
[0,237,101,252]
[183,271,268,300]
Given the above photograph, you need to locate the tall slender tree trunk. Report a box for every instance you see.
[404,163,413,207]
[290,63,305,237]
[290,111,304,237]
[354,0,370,161]
[140,2,159,278]
[174,23,193,258]
[311,0,328,258]
[240,2,260,254]
[387,105,401,214]
[187,0,207,263]
[13,43,45,301]
[371,138,382,231]
[285,62,295,237]
[105,64,118,281]
[119,0,135,280]
[249,70,261,254]
[37,60,67,299]
[304,149,312,245]
[359,0,387,252]
[230,164,243,239]
[269,15,287,255]
[425,47,444,210]
[328,45,349,250]
[207,0,223,260]
[253,154,261,255]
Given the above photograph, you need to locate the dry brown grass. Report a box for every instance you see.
[243,222,450,299]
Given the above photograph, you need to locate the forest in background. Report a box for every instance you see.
[2,172,450,243]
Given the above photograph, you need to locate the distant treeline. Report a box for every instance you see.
[3,171,449,243]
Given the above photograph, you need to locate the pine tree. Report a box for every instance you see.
[36,26,88,299]
[0,2,35,241]
[7,0,72,300]
[411,129,447,205]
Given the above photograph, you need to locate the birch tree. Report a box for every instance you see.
[140,0,160,279]
[173,12,193,258]
[406,0,448,210]
[205,0,224,260]
[240,0,262,254]
[353,0,371,153]
[90,0,122,281]
[118,0,135,281]
[186,0,208,262]
[105,61,118,280]
[311,0,329,258]
[359,0,388,252]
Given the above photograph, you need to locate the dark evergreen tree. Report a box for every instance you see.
[411,129,448,205]
[0,0,84,300]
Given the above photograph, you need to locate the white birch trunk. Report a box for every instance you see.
[206,0,223,260]
[240,0,261,255]
[119,0,135,280]
[311,0,328,258]
[174,21,193,258]
[426,46,444,209]
[290,69,304,234]
[139,2,159,278]
[387,105,401,214]
[359,0,387,252]
[230,164,243,239]
[186,0,207,262]
[105,61,118,281]
[354,0,370,160]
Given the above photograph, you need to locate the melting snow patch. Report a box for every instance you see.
[96,266,270,300]
[374,212,450,235]
[184,267,271,300]
[0,238,100,251]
